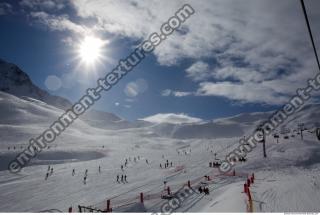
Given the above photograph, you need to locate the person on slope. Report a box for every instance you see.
[45,172,49,180]
[72,169,75,176]
[121,175,124,183]
[117,175,119,183]
[124,175,127,183]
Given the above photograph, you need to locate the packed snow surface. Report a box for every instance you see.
[0,91,320,212]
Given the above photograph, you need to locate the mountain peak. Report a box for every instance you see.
[0,58,72,110]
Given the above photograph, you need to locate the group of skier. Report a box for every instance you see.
[121,155,142,170]
[7,146,23,150]
[116,174,128,183]
[177,148,192,155]
[45,165,54,180]
[83,169,88,184]
[160,160,173,169]
[198,186,210,195]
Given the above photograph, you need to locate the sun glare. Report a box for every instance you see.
[78,36,106,65]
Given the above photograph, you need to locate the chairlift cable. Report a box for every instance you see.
[300,0,320,73]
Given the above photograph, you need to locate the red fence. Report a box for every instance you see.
[69,169,249,212]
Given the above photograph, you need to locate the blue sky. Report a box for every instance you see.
[0,0,319,122]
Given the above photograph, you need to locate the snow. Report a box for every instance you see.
[0,85,320,211]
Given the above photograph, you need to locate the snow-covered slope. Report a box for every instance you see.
[0,94,319,212]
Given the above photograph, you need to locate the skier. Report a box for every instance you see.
[198,186,203,194]
[83,176,87,184]
[170,162,173,167]
[160,164,162,168]
[99,166,101,173]
[146,159,149,164]
[72,169,75,176]
[124,175,127,183]
[8,146,10,150]
[45,172,49,180]
[50,167,53,175]
[204,187,209,195]
[121,175,124,183]
[85,169,88,177]
[134,157,136,162]
[121,165,124,171]
[47,165,51,171]
[117,175,119,183]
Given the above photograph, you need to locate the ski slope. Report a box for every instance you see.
[0,91,320,212]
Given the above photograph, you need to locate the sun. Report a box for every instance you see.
[78,35,106,65]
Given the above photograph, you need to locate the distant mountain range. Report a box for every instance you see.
[0,58,319,139]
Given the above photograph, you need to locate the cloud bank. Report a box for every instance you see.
[142,113,203,124]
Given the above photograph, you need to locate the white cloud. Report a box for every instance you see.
[161,89,172,96]
[186,61,211,82]
[173,91,193,97]
[161,89,193,97]
[17,0,320,105]
[20,0,66,11]
[115,102,120,106]
[30,12,86,34]
[68,0,320,105]
[0,2,12,15]
[142,113,203,124]
[214,66,266,82]
[196,82,289,105]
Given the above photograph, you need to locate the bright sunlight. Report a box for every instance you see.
[78,36,106,65]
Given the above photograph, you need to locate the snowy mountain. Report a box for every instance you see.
[2,58,319,136]
[147,106,320,139]
[0,59,72,110]
[0,59,139,130]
